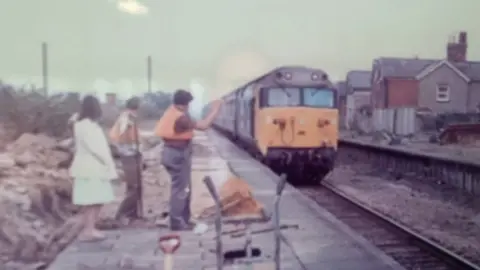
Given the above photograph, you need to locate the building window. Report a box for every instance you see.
[436,84,450,102]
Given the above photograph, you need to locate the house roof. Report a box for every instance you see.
[376,57,435,78]
[459,61,480,81]
[346,70,372,89]
[375,57,480,81]
[416,60,470,82]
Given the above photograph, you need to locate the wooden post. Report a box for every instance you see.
[147,55,152,92]
[42,42,49,96]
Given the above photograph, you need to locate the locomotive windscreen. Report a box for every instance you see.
[265,87,301,106]
[303,88,335,108]
[261,87,335,108]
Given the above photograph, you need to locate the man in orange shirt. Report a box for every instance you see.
[155,89,222,231]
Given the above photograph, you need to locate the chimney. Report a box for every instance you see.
[447,32,467,62]
[459,31,467,44]
[105,92,117,106]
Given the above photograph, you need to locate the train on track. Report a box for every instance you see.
[204,66,339,185]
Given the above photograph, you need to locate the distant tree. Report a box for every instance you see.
[138,90,172,119]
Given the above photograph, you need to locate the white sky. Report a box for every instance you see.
[0,0,479,99]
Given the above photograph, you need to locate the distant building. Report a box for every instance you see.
[370,31,480,113]
[345,70,372,128]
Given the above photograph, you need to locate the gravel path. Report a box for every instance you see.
[326,163,480,264]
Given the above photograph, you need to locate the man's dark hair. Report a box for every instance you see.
[78,95,102,121]
[125,96,140,110]
[173,89,193,106]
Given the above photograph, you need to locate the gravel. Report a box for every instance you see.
[326,163,480,263]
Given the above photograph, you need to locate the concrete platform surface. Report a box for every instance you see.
[209,130,405,270]
[46,131,405,270]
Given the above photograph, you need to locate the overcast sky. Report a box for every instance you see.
[0,0,479,99]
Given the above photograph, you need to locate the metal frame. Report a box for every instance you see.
[203,174,288,270]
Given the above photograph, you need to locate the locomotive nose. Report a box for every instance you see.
[273,118,286,129]
[273,118,286,125]
[317,119,330,128]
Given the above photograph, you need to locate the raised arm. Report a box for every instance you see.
[194,100,222,131]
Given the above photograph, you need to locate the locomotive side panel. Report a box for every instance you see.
[223,94,237,134]
[236,85,256,146]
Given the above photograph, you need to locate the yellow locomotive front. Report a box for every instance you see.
[254,68,338,184]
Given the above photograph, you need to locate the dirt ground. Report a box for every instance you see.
[326,163,480,264]
[98,130,234,228]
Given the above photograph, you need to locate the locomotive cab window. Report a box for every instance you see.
[262,87,301,107]
[303,88,336,108]
[260,87,335,108]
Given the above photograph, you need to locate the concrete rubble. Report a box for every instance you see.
[0,133,77,269]
[0,85,121,269]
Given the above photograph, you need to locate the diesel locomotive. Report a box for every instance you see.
[205,66,339,185]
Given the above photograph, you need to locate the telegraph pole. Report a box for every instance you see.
[41,42,49,96]
[147,55,152,92]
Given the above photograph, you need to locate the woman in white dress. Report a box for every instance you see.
[70,95,117,241]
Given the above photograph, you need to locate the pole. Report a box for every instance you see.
[147,55,152,93]
[42,42,49,96]
[133,117,143,218]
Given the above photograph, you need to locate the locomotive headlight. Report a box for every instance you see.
[283,72,292,80]
[266,116,273,124]
[311,73,320,80]
[273,118,286,125]
[317,119,330,127]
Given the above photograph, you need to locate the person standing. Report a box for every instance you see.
[109,97,143,222]
[70,95,117,241]
[154,89,222,231]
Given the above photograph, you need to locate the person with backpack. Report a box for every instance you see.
[109,96,144,223]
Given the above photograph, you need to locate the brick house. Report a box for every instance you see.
[345,70,372,127]
[370,32,480,113]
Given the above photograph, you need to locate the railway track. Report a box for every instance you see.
[298,182,480,270]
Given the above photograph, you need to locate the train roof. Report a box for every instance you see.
[244,65,328,87]
[219,65,330,99]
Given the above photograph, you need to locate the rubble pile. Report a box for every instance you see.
[0,84,92,269]
[0,133,77,269]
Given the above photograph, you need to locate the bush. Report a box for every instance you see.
[0,84,81,140]
[138,91,172,119]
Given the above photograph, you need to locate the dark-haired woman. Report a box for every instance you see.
[69,95,117,241]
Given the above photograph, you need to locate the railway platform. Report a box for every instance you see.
[46,130,405,270]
